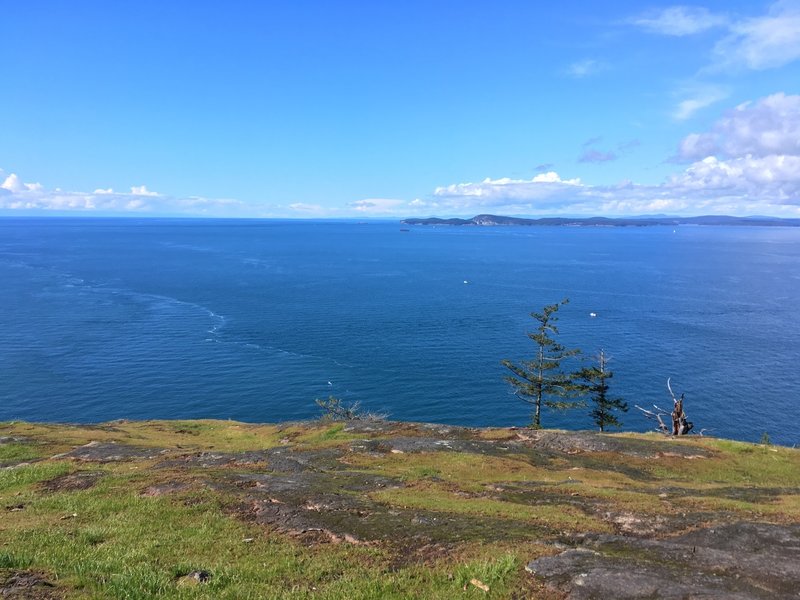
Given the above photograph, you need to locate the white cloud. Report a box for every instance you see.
[288,202,327,213]
[434,173,581,199]
[673,86,729,120]
[0,173,258,216]
[713,0,800,70]
[631,6,728,36]
[677,93,800,160]
[532,172,579,184]
[4,92,800,219]
[428,94,800,217]
[677,132,718,160]
[1,173,43,193]
[672,154,800,196]
[428,164,800,217]
[566,59,606,78]
[129,185,159,196]
[631,2,800,72]
[1,174,25,192]
[348,198,405,214]
[668,93,800,205]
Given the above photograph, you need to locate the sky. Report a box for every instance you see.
[2,0,800,218]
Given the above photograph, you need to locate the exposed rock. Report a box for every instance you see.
[39,471,105,493]
[158,450,271,469]
[527,522,800,599]
[0,570,61,599]
[59,441,165,463]
[175,570,211,587]
[518,430,712,459]
[223,447,557,545]
[0,437,29,445]
[139,481,192,497]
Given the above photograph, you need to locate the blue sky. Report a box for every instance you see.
[2,1,799,217]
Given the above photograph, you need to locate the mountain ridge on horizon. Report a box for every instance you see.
[401,213,800,227]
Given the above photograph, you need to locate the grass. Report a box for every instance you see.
[0,462,74,492]
[0,461,530,598]
[0,442,43,464]
[1,419,799,598]
[0,420,287,456]
[345,450,552,490]
[292,422,365,446]
[371,482,611,533]
[647,440,800,487]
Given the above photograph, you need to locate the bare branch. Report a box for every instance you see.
[635,404,670,434]
[667,377,678,404]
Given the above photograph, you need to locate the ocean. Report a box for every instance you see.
[1,218,798,445]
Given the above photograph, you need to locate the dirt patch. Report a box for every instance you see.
[39,471,105,493]
[0,570,61,599]
[527,522,800,599]
[58,441,166,463]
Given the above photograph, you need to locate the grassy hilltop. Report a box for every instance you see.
[2,419,800,599]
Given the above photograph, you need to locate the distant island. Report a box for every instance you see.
[401,214,800,227]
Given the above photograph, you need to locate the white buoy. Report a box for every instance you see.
[589,312,597,318]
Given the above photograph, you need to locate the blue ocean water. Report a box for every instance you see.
[1,218,798,445]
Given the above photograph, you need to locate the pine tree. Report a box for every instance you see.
[501,299,583,428]
[580,349,628,432]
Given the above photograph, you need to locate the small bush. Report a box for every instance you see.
[315,396,386,422]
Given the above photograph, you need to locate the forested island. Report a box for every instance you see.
[401,214,800,227]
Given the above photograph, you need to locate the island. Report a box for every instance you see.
[401,214,800,227]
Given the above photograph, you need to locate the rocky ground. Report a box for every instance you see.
[2,419,799,598]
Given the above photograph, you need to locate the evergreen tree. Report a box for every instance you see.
[580,350,628,432]
[501,299,583,428]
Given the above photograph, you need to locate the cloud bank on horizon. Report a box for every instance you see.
[5,92,799,217]
[1,1,799,218]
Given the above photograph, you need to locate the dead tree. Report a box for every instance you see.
[667,378,693,435]
[636,378,694,436]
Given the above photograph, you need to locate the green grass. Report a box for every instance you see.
[1,467,531,598]
[0,442,43,464]
[372,484,610,533]
[346,450,554,490]
[293,422,363,446]
[2,419,800,598]
[648,441,800,487]
[0,462,73,492]
[454,553,519,590]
